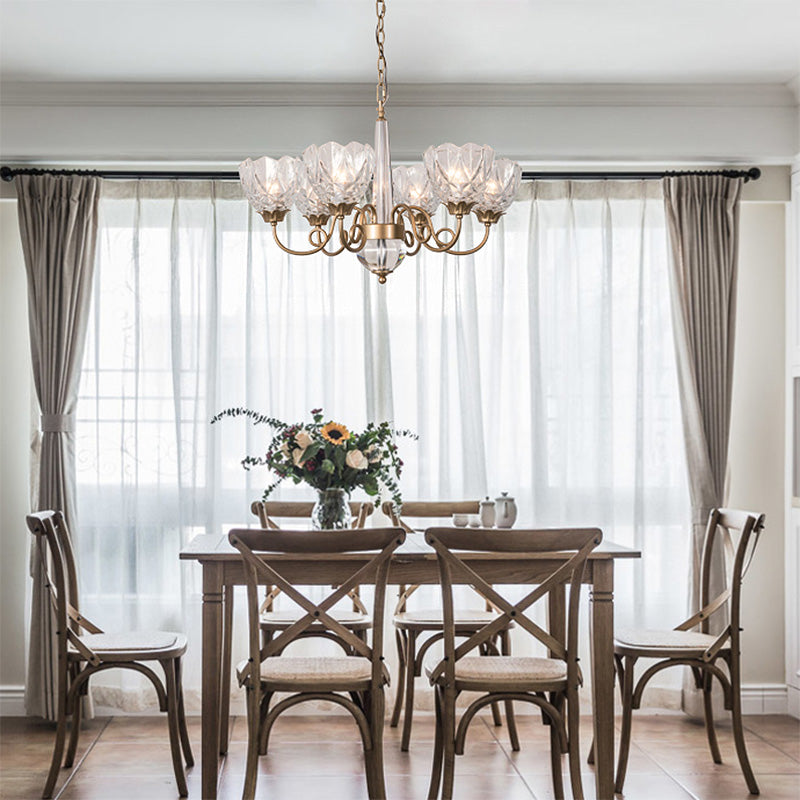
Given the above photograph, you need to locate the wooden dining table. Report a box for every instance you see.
[180,529,640,799]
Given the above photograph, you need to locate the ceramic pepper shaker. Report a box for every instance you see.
[479,496,495,527]
[494,492,517,529]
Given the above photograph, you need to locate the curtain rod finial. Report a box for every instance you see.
[1,167,15,182]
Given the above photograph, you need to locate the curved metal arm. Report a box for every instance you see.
[441,222,492,256]
[270,216,338,257]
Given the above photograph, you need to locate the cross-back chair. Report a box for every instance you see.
[26,511,192,799]
[610,508,765,795]
[228,526,405,800]
[382,500,518,751]
[425,527,602,800]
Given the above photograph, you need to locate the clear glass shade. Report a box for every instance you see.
[423,143,495,205]
[392,164,440,215]
[473,158,522,214]
[302,141,375,206]
[291,159,330,219]
[239,156,298,213]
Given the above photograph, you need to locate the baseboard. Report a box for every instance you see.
[740,683,789,715]
[0,685,26,716]
[787,685,800,719]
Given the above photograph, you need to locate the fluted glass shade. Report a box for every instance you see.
[392,164,440,215]
[474,158,522,214]
[291,158,330,218]
[303,142,375,206]
[424,143,495,205]
[239,156,298,213]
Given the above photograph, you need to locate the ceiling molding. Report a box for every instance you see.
[2,81,797,109]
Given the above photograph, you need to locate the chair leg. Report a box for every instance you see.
[42,693,69,800]
[219,584,234,756]
[428,686,444,800]
[390,629,406,728]
[483,639,504,728]
[566,687,584,800]
[175,657,194,767]
[63,679,82,768]
[365,688,387,800]
[401,631,418,751]
[728,655,760,795]
[161,659,188,798]
[614,655,636,795]
[549,710,565,800]
[441,686,458,800]
[500,630,520,751]
[701,669,722,764]
[243,685,260,800]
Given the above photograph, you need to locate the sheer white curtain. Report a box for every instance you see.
[75,178,689,710]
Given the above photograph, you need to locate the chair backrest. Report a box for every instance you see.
[381,500,479,533]
[229,527,405,687]
[250,500,375,613]
[675,508,765,659]
[251,500,374,530]
[424,527,602,688]
[381,500,481,612]
[26,511,104,666]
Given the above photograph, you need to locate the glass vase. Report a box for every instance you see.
[311,488,352,530]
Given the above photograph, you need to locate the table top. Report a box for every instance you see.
[180,530,641,561]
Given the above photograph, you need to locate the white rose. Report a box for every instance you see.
[292,448,306,466]
[295,429,313,450]
[365,444,381,463]
[345,449,369,470]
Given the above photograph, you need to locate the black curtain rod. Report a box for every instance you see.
[0,165,762,183]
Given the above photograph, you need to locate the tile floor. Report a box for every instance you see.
[1,712,798,800]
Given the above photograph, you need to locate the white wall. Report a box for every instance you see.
[0,201,31,714]
[729,203,787,709]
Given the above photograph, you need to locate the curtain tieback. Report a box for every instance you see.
[40,413,75,433]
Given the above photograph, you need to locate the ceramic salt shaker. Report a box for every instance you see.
[479,496,495,527]
[494,492,517,529]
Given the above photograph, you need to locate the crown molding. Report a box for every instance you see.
[1,81,797,109]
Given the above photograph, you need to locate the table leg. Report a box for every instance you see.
[202,563,223,800]
[590,559,614,800]
[219,583,234,755]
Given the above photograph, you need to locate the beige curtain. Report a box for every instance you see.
[663,174,742,711]
[17,174,100,719]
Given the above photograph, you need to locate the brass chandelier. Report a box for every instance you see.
[238,1,521,283]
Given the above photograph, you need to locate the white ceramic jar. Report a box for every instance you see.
[494,492,517,529]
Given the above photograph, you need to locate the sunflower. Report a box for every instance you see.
[320,421,350,445]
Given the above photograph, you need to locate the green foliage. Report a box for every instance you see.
[211,407,417,509]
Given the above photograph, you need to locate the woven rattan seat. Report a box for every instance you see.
[427,655,567,690]
[614,627,720,656]
[70,631,186,660]
[237,655,374,688]
[260,609,372,629]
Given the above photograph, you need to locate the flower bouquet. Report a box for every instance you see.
[211,407,415,528]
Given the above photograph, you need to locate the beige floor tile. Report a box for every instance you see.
[386,771,535,800]
[76,740,187,777]
[771,738,800,762]
[640,737,800,776]
[222,740,369,776]
[673,771,800,800]
[101,715,202,744]
[57,773,201,800]
[218,772,369,800]
[385,741,517,778]
[0,768,52,800]
[743,715,800,741]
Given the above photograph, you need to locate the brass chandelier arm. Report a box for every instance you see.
[269,217,338,257]
[393,204,465,252]
[338,215,368,253]
[439,222,493,256]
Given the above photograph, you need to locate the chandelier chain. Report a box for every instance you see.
[375,0,388,119]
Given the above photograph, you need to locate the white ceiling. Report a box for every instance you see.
[1,0,799,86]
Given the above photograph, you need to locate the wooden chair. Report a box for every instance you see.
[26,511,193,799]
[383,500,518,751]
[425,526,601,800]
[228,526,406,800]
[217,500,375,756]
[611,508,765,795]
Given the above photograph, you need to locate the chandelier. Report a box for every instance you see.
[238,1,521,284]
